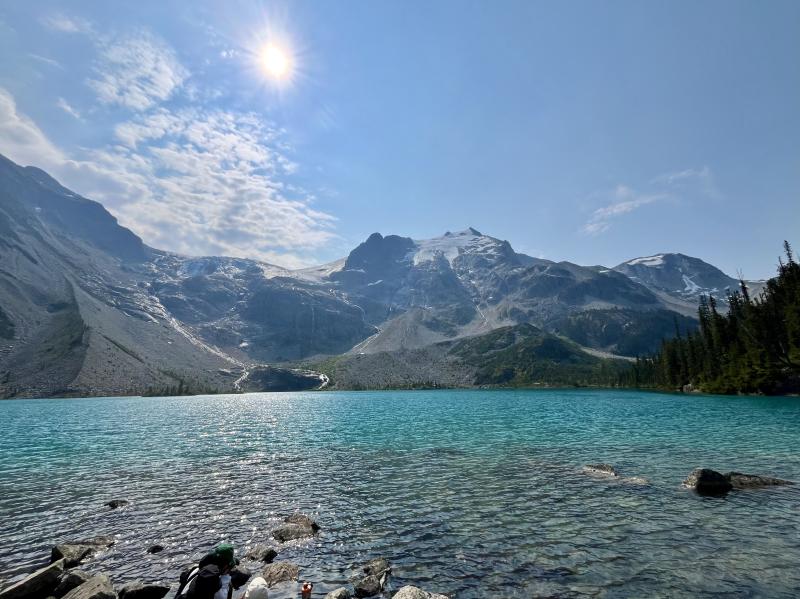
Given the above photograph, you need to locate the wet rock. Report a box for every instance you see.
[51,537,115,567]
[683,468,732,496]
[0,559,65,599]
[146,545,164,554]
[54,571,91,598]
[118,582,170,599]
[261,562,299,587]
[284,513,320,532]
[725,472,794,489]
[391,586,449,599]
[583,464,618,477]
[245,545,277,563]
[106,500,129,509]
[271,523,316,543]
[353,576,382,598]
[324,589,351,599]
[60,575,115,599]
[229,568,251,590]
[362,558,390,577]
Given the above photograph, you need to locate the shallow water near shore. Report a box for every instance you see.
[1,389,799,598]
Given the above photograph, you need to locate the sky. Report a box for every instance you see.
[0,0,797,278]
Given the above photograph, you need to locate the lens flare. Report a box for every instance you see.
[260,44,290,79]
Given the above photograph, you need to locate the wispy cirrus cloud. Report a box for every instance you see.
[88,31,189,111]
[652,165,720,199]
[40,13,94,34]
[582,185,667,235]
[56,97,81,119]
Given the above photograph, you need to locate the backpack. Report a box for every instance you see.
[177,565,222,599]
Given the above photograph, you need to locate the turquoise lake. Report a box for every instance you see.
[0,389,799,598]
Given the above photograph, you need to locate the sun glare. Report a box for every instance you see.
[260,44,290,80]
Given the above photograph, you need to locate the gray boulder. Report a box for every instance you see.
[353,576,382,598]
[324,589,351,599]
[51,537,116,567]
[271,524,316,543]
[284,514,320,532]
[362,558,390,577]
[60,575,115,599]
[683,468,732,496]
[0,560,65,599]
[583,464,618,477]
[54,571,91,598]
[725,472,794,489]
[261,562,299,587]
[245,545,277,563]
[392,587,449,599]
[117,582,170,599]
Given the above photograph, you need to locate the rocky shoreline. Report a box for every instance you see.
[1,468,794,599]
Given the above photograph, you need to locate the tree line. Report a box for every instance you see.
[620,242,800,395]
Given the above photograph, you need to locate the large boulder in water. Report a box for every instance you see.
[683,469,733,496]
[284,513,320,532]
[261,562,299,587]
[51,537,116,567]
[245,545,277,563]
[60,575,115,599]
[118,582,170,599]
[353,576,382,598]
[324,589,351,599]
[583,464,618,477]
[725,472,794,489]
[54,571,91,598]
[0,559,65,599]
[362,558,390,577]
[271,524,315,543]
[392,586,449,599]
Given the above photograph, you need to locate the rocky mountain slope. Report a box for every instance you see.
[0,154,754,397]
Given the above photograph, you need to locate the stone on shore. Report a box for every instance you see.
[146,545,164,554]
[118,582,170,599]
[324,589,351,599]
[583,464,618,477]
[261,562,299,587]
[245,545,278,563]
[725,472,794,489]
[392,586,449,599]
[683,469,733,496]
[51,537,115,567]
[60,575,115,599]
[0,560,65,599]
[106,500,129,509]
[230,568,251,590]
[272,524,316,543]
[54,571,91,598]
[284,513,320,532]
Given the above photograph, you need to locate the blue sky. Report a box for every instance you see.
[0,1,797,277]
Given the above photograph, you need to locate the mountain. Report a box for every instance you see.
[4,154,759,397]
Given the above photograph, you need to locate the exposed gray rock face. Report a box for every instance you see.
[353,576,382,598]
[583,464,619,477]
[117,582,170,599]
[725,472,794,489]
[106,500,128,509]
[324,589,351,599]
[60,575,115,599]
[0,559,65,599]
[54,571,91,598]
[391,586,449,599]
[261,562,299,587]
[245,545,277,563]
[683,469,733,496]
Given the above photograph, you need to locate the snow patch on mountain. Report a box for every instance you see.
[626,255,665,267]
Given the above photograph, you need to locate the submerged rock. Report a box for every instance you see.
[272,524,316,543]
[60,575,115,599]
[118,582,170,599]
[725,472,794,489]
[245,545,277,563]
[146,545,164,554]
[583,464,619,477]
[0,559,65,599]
[105,500,129,509]
[683,469,732,496]
[283,513,320,532]
[54,571,91,598]
[261,562,299,587]
[392,586,449,599]
[324,589,351,599]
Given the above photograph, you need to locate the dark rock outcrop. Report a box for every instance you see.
[324,589,351,599]
[245,545,277,563]
[106,500,129,509]
[725,472,794,489]
[60,575,115,599]
[683,469,733,496]
[0,559,65,599]
[54,571,91,598]
[261,562,299,587]
[353,557,391,597]
[229,568,251,590]
[353,576,382,598]
[362,558,390,577]
[118,582,170,599]
[272,522,317,543]
[391,586,449,599]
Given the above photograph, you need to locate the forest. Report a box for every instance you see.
[621,242,800,394]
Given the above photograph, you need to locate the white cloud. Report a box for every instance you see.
[29,54,63,69]
[56,97,81,119]
[41,13,93,34]
[582,185,667,235]
[0,88,65,168]
[88,31,188,111]
[652,166,720,199]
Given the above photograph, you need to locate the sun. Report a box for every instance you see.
[260,44,290,80]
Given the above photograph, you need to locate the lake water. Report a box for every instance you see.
[0,389,799,598]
